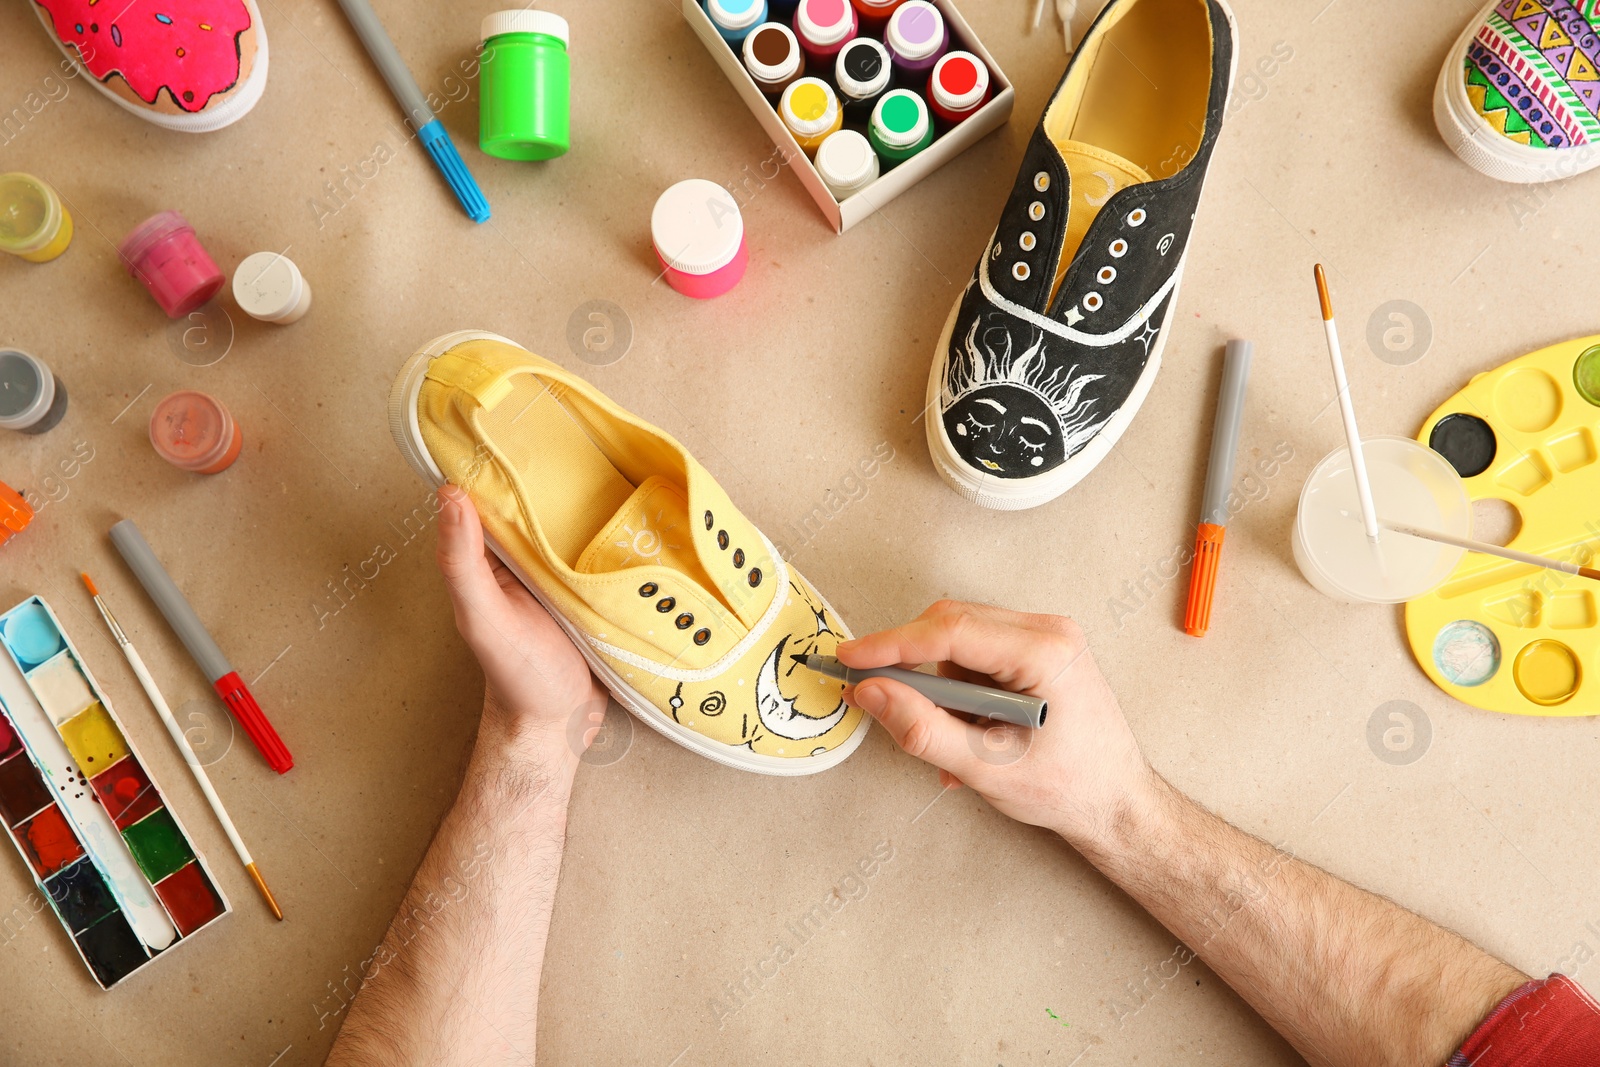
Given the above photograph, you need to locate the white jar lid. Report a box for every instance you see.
[743,22,800,81]
[930,51,989,110]
[835,38,890,99]
[779,77,840,137]
[0,349,54,429]
[815,129,878,192]
[481,9,569,45]
[870,88,930,148]
[709,0,765,33]
[886,1,944,61]
[796,0,855,47]
[233,252,306,322]
[652,179,745,275]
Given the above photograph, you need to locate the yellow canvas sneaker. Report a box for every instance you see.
[388,331,870,775]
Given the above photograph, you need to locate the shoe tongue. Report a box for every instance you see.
[575,475,717,585]
[1051,140,1153,302]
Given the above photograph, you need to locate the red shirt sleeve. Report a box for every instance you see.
[1449,975,1600,1066]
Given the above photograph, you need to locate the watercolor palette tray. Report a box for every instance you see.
[1405,335,1600,715]
[0,597,228,988]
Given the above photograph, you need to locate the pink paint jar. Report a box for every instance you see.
[149,390,243,474]
[651,179,748,300]
[886,0,948,79]
[118,211,225,318]
[928,51,990,128]
[794,0,857,70]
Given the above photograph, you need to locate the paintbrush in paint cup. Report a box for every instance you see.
[81,573,283,921]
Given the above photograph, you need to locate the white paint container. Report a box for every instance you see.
[232,252,312,324]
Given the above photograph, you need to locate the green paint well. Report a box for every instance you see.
[121,807,194,883]
[1575,345,1600,407]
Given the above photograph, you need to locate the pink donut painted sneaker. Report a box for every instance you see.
[31,0,268,132]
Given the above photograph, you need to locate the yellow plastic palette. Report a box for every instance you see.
[1405,335,1600,715]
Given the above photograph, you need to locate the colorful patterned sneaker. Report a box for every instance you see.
[925,0,1235,511]
[1436,1,1600,182]
[389,332,870,775]
[31,0,268,132]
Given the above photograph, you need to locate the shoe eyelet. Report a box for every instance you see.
[716,530,729,550]
[675,613,694,629]
[704,510,714,530]
[1028,201,1045,221]
[1097,266,1117,284]
[732,548,745,567]
[1012,262,1030,281]
[1033,171,1050,192]
[638,582,658,597]
[748,568,763,587]
[1127,208,1147,227]
[693,628,712,646]
[1109,238,1128,258]
[1083,292,1103,312]
[656,597,676,612]
[1019,231,1036,251]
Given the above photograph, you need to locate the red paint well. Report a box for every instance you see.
[90,757,161,830]
[14,805,84,877]
[936,55,978,95]
[154,861,224,936]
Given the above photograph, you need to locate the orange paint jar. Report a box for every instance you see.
[149,391,243,474]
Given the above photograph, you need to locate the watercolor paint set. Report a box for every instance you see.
[1405,336,1600,716]
[0,597,229,988]
[683,0,1013,232]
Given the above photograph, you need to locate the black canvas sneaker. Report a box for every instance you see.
[925,0,1237,510]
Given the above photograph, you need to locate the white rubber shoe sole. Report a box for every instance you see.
[387,330,871,777]
[1433,0,1600,183]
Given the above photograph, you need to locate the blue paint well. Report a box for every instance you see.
[1,602,63,670]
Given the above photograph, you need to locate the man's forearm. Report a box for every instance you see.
[327,723,574,1067]
[1070,772,1526,1067]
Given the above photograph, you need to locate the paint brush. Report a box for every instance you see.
[1314,264,1382,546]
[1354,517,1600,583]
[80,572,283,921]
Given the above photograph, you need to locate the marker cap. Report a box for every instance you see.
[870,88,930,148]
[0,349,56,431]
[815,129,879,198]
[930,51,988,111]
[0,480,32,545]
[651,179,745,276]
[743,22,801,82]
[886,0,945,61]
[708,0,765,32]
[796,0,856,46]
[780,77,841,138]
[480,10,569,45]
[835,38,890,99]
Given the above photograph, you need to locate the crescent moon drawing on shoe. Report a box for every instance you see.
[755,636,848,741]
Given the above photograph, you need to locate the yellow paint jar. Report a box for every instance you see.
[0,173,72,263]
[779,78,842,156]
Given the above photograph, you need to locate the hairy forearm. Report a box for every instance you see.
[326,724,575,1067]
[1071,773,1525,1067]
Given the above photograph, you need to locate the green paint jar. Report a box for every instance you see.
[868,88,933,168]
[479,10,571,161]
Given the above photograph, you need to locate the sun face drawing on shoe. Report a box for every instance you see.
[610,507,683,567]
[665,579,855,757]
[34,0,258,114]
[941,318,1108,478]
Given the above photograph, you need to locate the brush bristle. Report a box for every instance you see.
[79,572,99,596]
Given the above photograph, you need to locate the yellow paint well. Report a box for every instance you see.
[59,703,130,773]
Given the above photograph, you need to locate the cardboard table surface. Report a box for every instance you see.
[2,0,1597,1063]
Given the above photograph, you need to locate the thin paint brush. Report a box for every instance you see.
[80,572,283,921]
[1378,520,1600,583]
[1314,264,1382,546]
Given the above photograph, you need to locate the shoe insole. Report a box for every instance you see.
[476,380,636,569]
[1041,0,1211,300]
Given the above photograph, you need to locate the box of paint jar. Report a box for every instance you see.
[682,0,1013,233]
